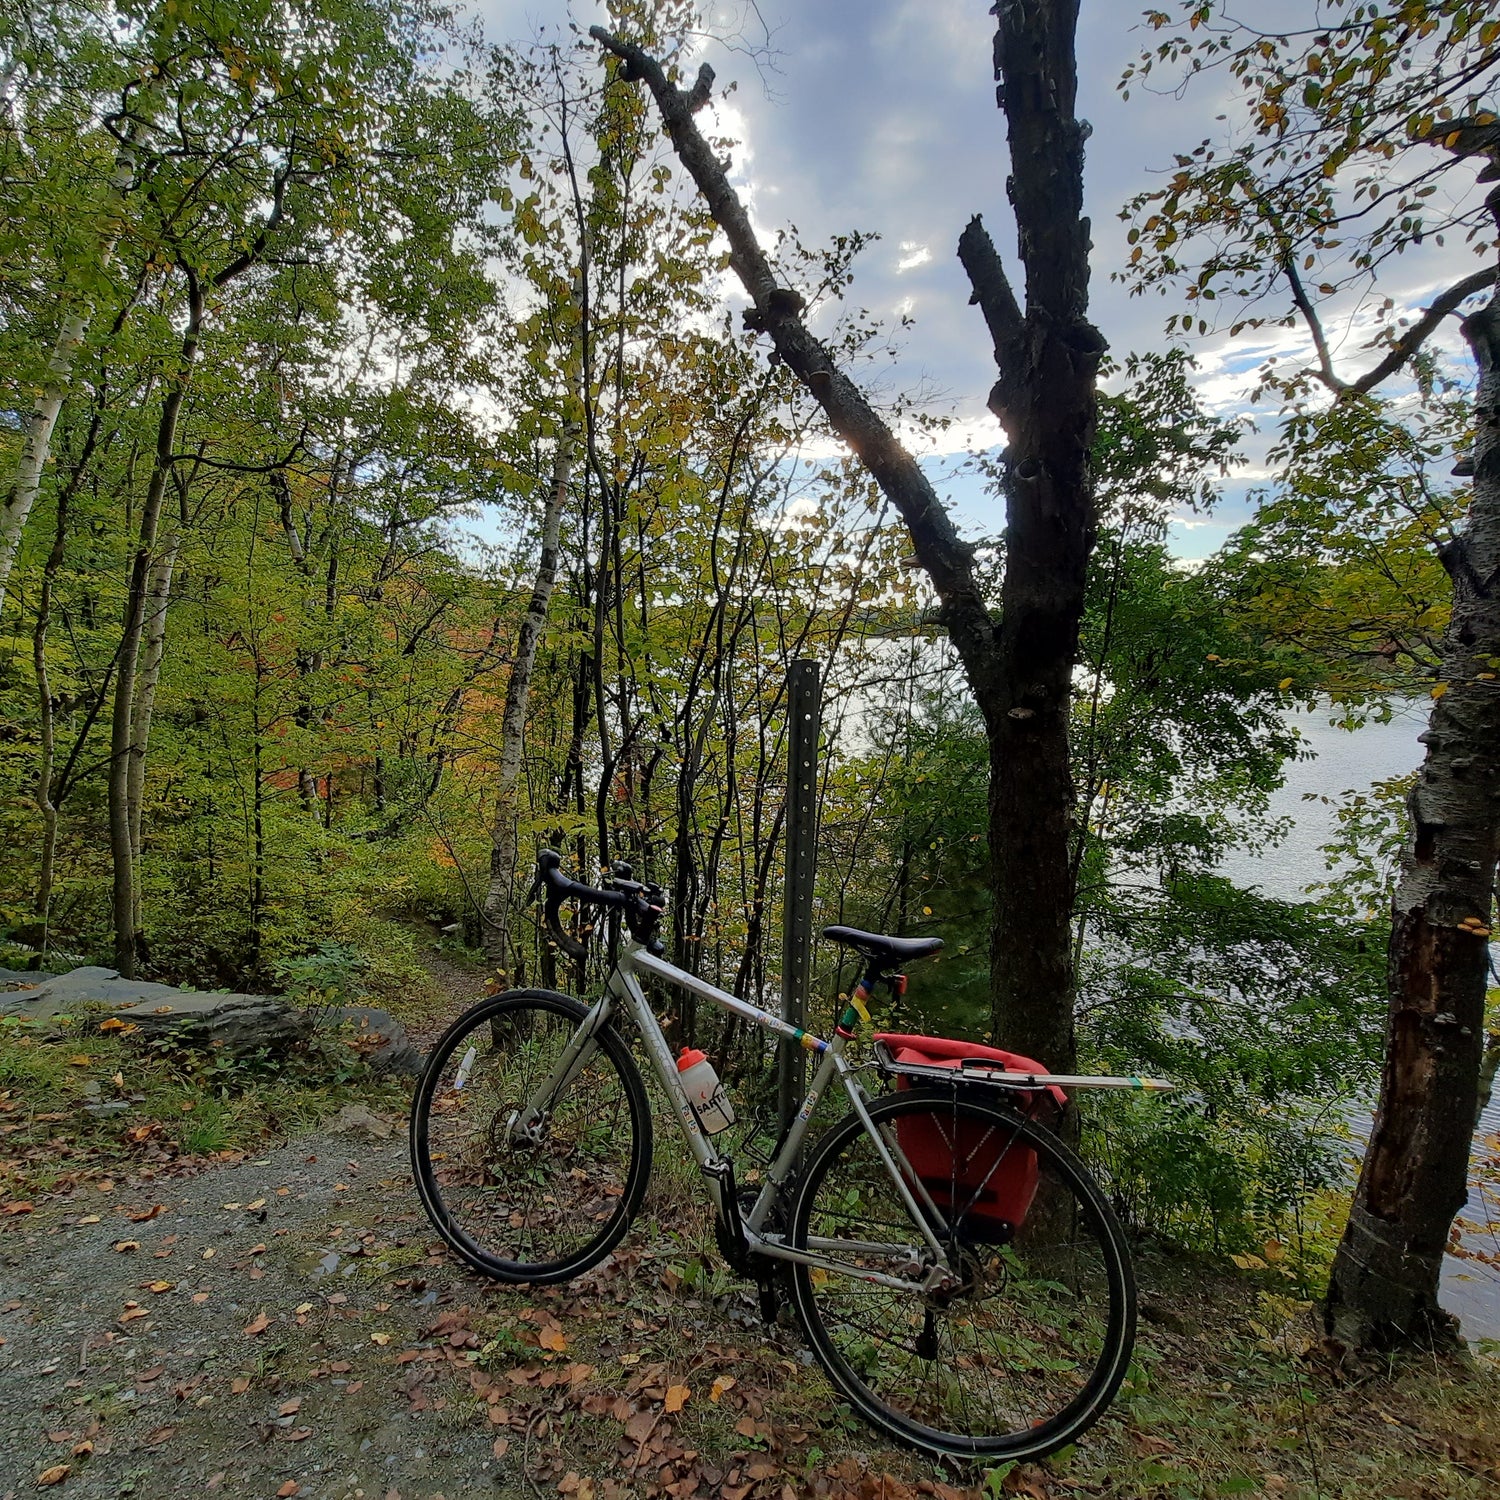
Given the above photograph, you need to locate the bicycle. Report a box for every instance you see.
[411,850,1170,1461]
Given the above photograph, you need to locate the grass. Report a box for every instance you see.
[0,1009,407,1202]
[399,1177,1500,1500]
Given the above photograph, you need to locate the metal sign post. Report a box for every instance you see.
[778,659,822,1137]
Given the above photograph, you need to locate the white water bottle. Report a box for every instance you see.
[676,1047,735,1134]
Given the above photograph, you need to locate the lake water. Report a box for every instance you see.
[1220,704,1500,1343]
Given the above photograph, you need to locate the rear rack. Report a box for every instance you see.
[871,1038,1173,1093]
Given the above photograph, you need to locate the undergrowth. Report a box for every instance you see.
[0,1011,406,1202]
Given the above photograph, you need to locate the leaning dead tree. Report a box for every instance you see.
[591,1,1104,1068]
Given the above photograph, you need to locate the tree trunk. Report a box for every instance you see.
[32,489,69,956]
[127,529,182,931]
[480,384,577,978]
[1324,270,1500,1348]
[0,116,146,608]
[109,273,202,978]
[591,3,1100,1070]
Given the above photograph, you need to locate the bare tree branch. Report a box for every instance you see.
[1350,265,1499,395]
[956,214,1026,435]
[588,24,998,678]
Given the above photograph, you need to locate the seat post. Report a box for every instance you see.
[834,959,891,1040]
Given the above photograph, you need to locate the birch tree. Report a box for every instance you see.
[1121,0,1500,1348]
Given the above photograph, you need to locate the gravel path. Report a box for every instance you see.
[0,1118,516,1500]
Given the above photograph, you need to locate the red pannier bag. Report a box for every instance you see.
[874,1033,1068,1238]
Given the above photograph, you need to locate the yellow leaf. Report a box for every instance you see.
[1278,678,1293,691]
[1263,1239,1285,1263]
[99,1017,128,1032]
[709,1375,736,1404]
[1431,683,1449,699]
[664,1383,690,1413]
[38,1465,70,1487]
[67,1055,91,1067]
[370,1332,392,1346]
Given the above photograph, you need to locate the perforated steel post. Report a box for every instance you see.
[777,659,822,1137]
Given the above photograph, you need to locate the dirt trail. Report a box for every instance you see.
[0,1120,512,1500]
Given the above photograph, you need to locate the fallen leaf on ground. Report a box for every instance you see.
[3,1202,33,1216]
[243,1312,271,1336]
[285,1427,313,1442]
[144,1425,175,1446]
[113,1240,139,1253]
[147,1280,173,1294]
[38,1465,70,1486]
[277,1485,300,1498]
[279,1398,302,1416]
[370,1332,392,1346]
[664,1384,690,1413]
[709,1375,735,1403]
[230,1377,251,1395]
[538,1326,567,1353]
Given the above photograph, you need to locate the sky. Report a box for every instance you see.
[470,0,1489,561]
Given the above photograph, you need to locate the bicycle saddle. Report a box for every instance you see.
[822,926,944,964]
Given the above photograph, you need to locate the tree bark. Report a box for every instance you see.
[1324,225,1500,1347]
[0,114,147,609]
[480,378,578,978]
[590,3,1101,1066]
[127,528,182,930]
[109,271,203,978]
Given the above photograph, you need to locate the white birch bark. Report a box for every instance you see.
[127,528,182,927]
[0,115,146,608]
[481,374,580,974]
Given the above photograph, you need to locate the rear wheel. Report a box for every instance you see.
[788,1089,1134,1460]
[410,990,652,1283]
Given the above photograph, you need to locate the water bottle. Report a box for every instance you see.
[676,1047,735,1134]
[453,1045,478,1090]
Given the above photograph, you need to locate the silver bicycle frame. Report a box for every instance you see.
[513,934,957,1288]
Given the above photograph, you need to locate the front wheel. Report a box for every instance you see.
[788,1088,1135,1460]
[410,989,652,1284]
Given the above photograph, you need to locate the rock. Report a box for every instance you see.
[0,966,422,1075]
[330,1103,396,1139]
[333,1005,423,1077]
[0,965,312,1054]
[0,968,57,989]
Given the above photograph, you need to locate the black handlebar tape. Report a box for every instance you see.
[536,849,626,960]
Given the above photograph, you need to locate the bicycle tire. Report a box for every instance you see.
[788,1088,1135,1460]
[410,989,652,1284]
